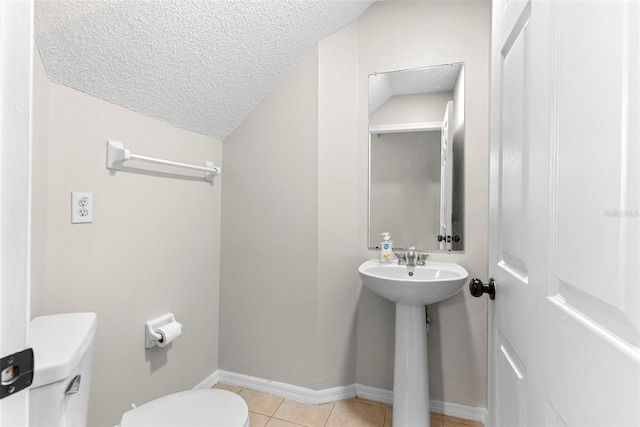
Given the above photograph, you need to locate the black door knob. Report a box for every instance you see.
[469,278,496,300]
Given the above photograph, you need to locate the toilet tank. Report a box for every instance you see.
[29,312,97,427]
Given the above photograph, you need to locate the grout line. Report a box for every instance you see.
[270,415,306,427]
[222,383,482,427]
[322,402,336,427]
[272,397,285,418]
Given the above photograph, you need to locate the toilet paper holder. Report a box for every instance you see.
[145,313,182,348]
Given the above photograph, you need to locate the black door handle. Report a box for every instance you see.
[469,278,496,300]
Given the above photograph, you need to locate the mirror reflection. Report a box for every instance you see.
[368,63,464,252]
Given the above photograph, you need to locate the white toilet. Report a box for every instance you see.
[120,388,251,427]
[29,312,98,427]
[29,311,249,427]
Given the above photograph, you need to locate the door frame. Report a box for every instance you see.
[0,0,33,424]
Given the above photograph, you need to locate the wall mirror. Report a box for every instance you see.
[368,63,464,252]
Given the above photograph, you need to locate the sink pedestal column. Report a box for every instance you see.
[394,303,430,426]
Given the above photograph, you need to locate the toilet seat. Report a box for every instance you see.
[120,389,250,427]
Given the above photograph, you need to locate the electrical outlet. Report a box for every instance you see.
[71,192,93,224]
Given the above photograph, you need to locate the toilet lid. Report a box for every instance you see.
[120,389,249,427]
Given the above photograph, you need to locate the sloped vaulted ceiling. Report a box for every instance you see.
[35,0,375,140]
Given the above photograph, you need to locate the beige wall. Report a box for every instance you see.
[32,50,49,316]
[219,49,320,387]
[31,52,223,426]
[220,0,491,410]
[316,23,361,389]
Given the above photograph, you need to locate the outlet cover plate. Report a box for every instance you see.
[71,192,93,224]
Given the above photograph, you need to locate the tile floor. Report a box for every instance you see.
[214,383,483,427]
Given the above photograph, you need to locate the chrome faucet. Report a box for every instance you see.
[395,245,428,266]
[407,245,417,266]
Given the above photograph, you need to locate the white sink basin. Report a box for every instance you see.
[358,260,469,305]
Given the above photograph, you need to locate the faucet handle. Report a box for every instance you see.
[416,252,429,266]
[394,251,407,264]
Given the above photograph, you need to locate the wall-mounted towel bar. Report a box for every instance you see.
[106,140,221,182]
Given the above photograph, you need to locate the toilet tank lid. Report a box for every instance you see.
[29,312,97,388]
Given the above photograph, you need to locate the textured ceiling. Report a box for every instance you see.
[35,0,375,140]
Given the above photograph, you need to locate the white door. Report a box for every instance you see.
[439,101,453,251]
[489,1,639,426]
[0,0,33,425]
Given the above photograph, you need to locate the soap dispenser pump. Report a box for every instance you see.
[380,232,393,263]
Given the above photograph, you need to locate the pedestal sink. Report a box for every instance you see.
[358,260,469,427]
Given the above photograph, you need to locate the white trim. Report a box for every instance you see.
[355,383,393,404]
[192,371,219,389]
[369,121,442,134]
[209,370,486,423]
[0,0,33,424]
[216,370,356,404]
[430,400,487,423]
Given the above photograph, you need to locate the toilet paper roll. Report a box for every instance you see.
[155,321,182,347]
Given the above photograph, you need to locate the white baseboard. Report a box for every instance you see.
[207,370,486,423]
[355,383,393,404]
[216,370,356,404]
[429,400,487,423]
[193,371,219,389]
[355,383,485,422]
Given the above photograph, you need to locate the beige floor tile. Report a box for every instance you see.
[213,382,242,393]
[442,415,484,427]
[233,385,482,427]
[442,414,483,427]
[379,409,452,427]
[384,406,392,427]
[273,399,334,427]
[431,412,443,427]
[352,397,389,408]
[325,399,387,427]
[239,389,284,416]
[266,418,306,427]
[249,412,271,427]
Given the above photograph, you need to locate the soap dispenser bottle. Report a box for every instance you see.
[380,232,393,263]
